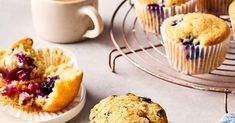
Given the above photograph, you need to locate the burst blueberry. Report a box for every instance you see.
[16,52,36,68]
[0,52,37,82]
[0,85,18,96]
[180,36,203,60]
[41,75,59,95]
[16,68,31,81]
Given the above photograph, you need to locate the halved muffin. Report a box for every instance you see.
[40,64,83,112]
[0,38,83,112]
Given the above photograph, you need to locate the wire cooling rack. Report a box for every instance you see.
[108,0,235,113]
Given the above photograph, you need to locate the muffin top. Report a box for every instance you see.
[161,13,230,46]
[229,1,235,20]
[138,0,189,7]
[89,93,168,123]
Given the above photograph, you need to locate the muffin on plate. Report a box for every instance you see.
[0,38,83,112]
[133,0,197,34]
[197,0,233,16]
[89,93,168,123]
[160,13,230,74]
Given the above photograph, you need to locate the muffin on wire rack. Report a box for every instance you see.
[0,38,83,112]
[160,13,230,74]
[197,0,233,16]
[133,0,197,34]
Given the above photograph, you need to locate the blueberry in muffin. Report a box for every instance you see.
[0,38,83,112]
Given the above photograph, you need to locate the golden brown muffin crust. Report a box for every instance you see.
[162,13,230,46]
[42,68,83,112]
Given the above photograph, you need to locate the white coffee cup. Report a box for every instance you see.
[31,0,104,43]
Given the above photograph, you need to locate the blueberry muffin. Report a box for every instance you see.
[0,38,83,112]
[133,0,197,34]
[197,0,233,16]
[161,13,230,74]
[89,93,168,123]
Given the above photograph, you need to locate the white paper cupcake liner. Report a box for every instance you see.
[161,20,230,74]
[197,0,233,16]
[36,47,79,69]
[160,14,230,74]
[0,83,86,123]
[0,47,85,122]
[133,0,196,34]
[163,37,229,74]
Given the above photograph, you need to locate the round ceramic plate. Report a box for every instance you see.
[0,83,86,123]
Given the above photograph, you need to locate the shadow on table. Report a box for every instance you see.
[68,89,100,123]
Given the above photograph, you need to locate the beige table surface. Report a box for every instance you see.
[0,0,235,123]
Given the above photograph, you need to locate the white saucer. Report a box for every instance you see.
[0,84,86,123]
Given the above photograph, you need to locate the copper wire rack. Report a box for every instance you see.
[109,0,235,113]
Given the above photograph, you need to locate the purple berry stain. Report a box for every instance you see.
[16,68,31,81]
[0,84,18,96]
[147,4,165,19]
[16,52,36,68]
[180,35,203,60]
[0,68,18,82]
[19,92,34,105]
[41,75,59,95]
[0,52,37,82]
[0,67,34,82]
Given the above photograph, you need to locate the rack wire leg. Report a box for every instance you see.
[109,47,126,73]
[224,92,229,113]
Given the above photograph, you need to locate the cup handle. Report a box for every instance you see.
[78,6,104,39]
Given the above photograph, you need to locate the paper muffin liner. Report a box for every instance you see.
[0,84,86,122]
[196,0,233,16]
[161,32,230,75]
[37,47,78,69]
[133,0,197,34]
[0,47,85,122]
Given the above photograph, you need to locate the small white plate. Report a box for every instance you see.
[0,83,86,123]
